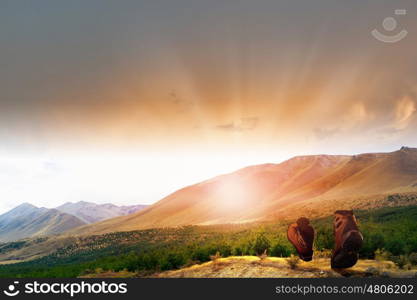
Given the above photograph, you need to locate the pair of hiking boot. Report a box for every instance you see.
[287,210,363,268]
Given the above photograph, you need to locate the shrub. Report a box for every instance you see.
[215,243,232,257]
[374,249,392,261]
[232,245,244,256]
[160,252,186,271]
[253,233,271,256]
[141,253,160,270]
[314,227,333,250]
[233,240,254,256]
[313,249,332,258]
[360,232,385,258]
[385,239,406,256]
[408,252,417,265]
[210,251,221,262]
[270,243,291,257]
[191,247,211,263]
[259,249,269,260]
[286,255,300,269]
[392,255,409,269]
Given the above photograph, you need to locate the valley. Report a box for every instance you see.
[0,205,416,278]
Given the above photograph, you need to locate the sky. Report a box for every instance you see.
[0,0,416,213]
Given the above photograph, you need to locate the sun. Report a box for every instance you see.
[212,176,254,214]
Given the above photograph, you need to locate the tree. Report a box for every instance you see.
[271,243,291,257]
[314,227,333,250]
[253,233,271,255]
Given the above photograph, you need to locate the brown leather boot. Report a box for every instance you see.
[287,217,314,261]
[331,210,363,269]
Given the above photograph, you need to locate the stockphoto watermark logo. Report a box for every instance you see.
[3,281,20,297]
[2,281,128,298]
[372,9,408,43]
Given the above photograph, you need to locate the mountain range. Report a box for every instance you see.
[0,202,148,242]
[0,203,85,242]
[1,147,416,242]
[70,147,417,236]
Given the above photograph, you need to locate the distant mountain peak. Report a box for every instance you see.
[400,146,417,152]
[55,201,148,224]
[60,201,94,207]
[0,204,85,242]
[2,203,45,217]
[15,202,38,209]
[77,200,90,204]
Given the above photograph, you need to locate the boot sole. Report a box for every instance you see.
[299,254,312,262]
[287,221,314,262]
[343,231,363,252]
[331,249,358,269]
[331,231,363,269]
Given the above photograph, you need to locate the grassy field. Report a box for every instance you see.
[0,205,416,278]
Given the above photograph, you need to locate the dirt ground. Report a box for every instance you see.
[152,256,417,278]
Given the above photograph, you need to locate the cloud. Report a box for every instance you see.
[216,117,259,132]
[169,90,195,112]
[344,102,374,125]
[372,96,416,140]
[394,96,416,130]
[313,127,340,140]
